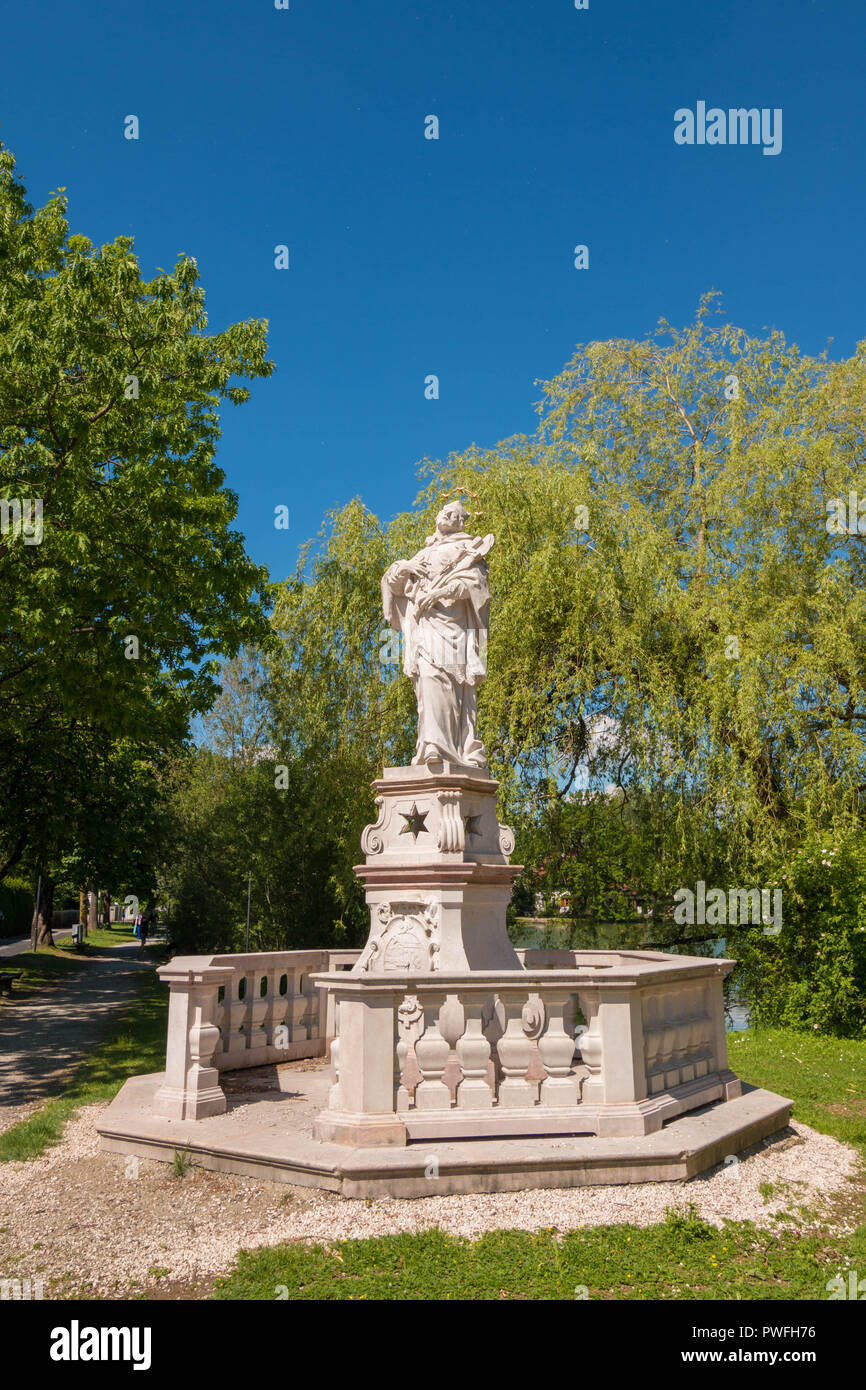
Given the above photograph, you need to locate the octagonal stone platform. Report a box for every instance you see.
[97,1061,793,1200]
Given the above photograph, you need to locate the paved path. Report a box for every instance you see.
[0,928,71,957]
[0,943,153,1108]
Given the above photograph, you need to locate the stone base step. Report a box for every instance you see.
[97,1069,793,1199]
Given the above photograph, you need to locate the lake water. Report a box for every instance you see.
[512,919,752,1032]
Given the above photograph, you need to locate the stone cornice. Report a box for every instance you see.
[353,862,523,887]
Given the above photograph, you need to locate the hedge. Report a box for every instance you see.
[0,877,34,938]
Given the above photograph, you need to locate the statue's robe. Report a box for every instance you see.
[382,530,493,767]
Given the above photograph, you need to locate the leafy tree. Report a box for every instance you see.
[159,745,368,955]
[199,645,272,768]
[262,299,866,1030]
[734,828,866,1037]
[0,143,274,903]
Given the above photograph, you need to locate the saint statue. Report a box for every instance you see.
[382,500,493,768]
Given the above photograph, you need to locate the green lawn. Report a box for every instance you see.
[0,946,93,992]
[0,965,168,1163]
[728,1027,866,1153]
[56,922,143,951]
[213,1027,866,1302]
[215,1210,866,1302]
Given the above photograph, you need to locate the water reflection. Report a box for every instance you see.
[512,918,752,1031]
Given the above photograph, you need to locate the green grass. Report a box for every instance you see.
[214,1209,866,1301]
[0,947,94,992]
[171,1145,194,1178]
[57,923,143,951]
[0,967,168,1163]
[212,1027,866,1302]
[728,1027,866,1153]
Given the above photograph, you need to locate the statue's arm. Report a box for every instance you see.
[414,563,489,615]
[382,561,420,630]
[383,560,413,591]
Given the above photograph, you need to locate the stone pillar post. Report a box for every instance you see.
[153,959,234,1120]
[354,764,523,975]
[312,980,408,1147]
[708,971,742,1100]
[576,983,654,1135]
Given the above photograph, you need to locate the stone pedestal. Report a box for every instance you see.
[153,961,234,1120]
[353,763,522,974]
[314,984,408,1147]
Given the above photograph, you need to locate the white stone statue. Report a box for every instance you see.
[382,500,494,768]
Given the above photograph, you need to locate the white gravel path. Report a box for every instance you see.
[0,1102,860,1298]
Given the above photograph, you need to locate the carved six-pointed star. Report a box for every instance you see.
[399,804,428,839]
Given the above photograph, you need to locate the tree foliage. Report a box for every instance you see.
[253,297,866,1029]
[0,142,274,909]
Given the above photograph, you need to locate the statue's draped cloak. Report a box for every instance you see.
[382,531,493,766]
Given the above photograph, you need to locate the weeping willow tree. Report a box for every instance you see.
[264,297,866,1023]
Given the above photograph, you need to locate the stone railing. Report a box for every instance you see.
[153,949,360,1120]
[311,951,741,1145]
[151,946,740,1138]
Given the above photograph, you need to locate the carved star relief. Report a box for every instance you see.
[399,804,429,839]
[464,814,483,839]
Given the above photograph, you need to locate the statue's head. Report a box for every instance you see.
[436,500,468,535]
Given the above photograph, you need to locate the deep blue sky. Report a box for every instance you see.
[2,0,862,580]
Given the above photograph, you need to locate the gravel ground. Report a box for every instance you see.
[0,1101,860,1299]
[0,1101,41,1137]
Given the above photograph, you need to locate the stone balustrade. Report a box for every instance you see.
[152,946,740,1139]
[153,949,360,1120]
[312,951,741,1145]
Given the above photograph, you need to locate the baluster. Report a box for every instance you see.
[328,1001,342,1110]
[394,995,411,1113]
[577,994,603,1103]
[667,987,690,1084]
[672,987,690,1077]
[215,984,227,1063]
[496,990,535,1107]
[290,969,307,1042]
[643,994,662,1093]
[236,970,251,1054]
[224,971,248,1060]
[661,990,680,1089]
[308,967,322,1043]
[269,969,290,1054]
[563,991,578,1055]
[482,995,504,1093]
[414,992,451,1110]
[456,998,493,1109]
[538,990,579,1107]
[684,991,705,1081]
[692,993,711,1078]
[302,972,317,1037]
[248,971,268,1058]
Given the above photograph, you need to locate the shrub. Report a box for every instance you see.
[734,830,866,1037]
[0,877,34,937]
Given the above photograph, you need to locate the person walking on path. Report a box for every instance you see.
[138,908,153,954]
